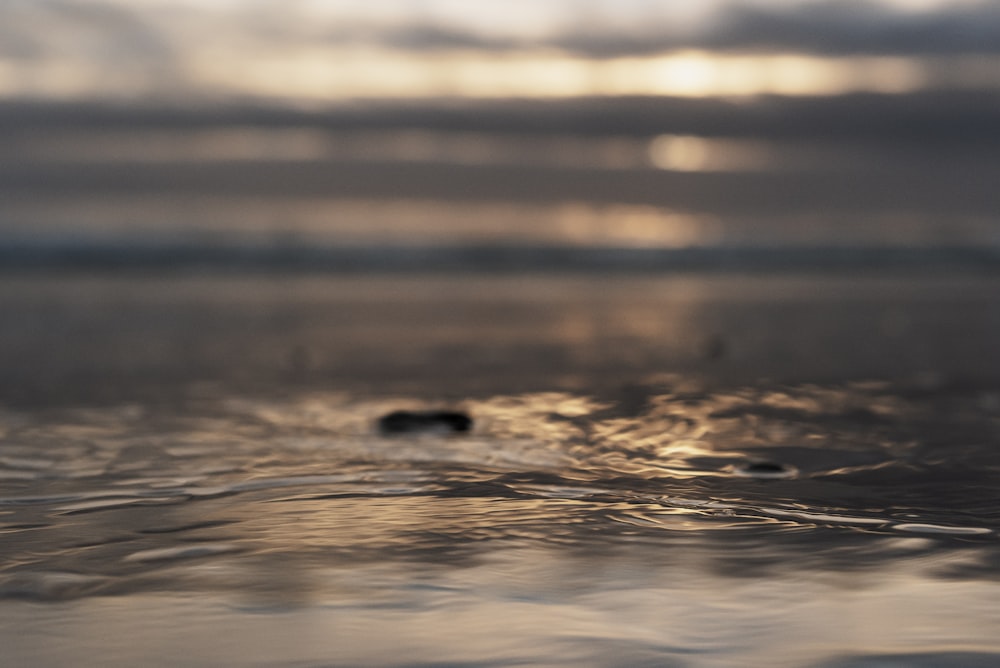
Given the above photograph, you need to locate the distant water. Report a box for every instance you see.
[1,273,1000,667]
[2,118,1000,275]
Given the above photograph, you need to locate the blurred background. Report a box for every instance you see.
[1,0,999,270]
[1,0,1000,403]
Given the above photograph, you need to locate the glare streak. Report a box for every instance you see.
[188,50,936,101]
[0,51,996,102]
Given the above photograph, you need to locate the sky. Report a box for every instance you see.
[2,0,1000,104]
[1,1,999,262]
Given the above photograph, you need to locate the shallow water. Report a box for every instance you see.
[2,274,1000,667]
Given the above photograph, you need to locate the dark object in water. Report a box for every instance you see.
[378,410,473,435]
[734,460,798,479]
[744,461,786,474]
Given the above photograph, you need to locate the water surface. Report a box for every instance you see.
[1,274,999,667]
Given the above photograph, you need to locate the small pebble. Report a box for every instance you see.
[377,410,473,435]
[734,460,797,479]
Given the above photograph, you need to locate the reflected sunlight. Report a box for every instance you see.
[186,50,945,102]
[2,48,995,103]
[648,134,772,172]
[8,125,777,174]
[0,194,725,250]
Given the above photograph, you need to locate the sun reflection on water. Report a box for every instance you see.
[2,377,1000,663]
[1,48,995,103]
[176,49,970,101]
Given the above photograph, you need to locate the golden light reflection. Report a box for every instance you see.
[2,50,996,102]
[188,50,935,101]
[10,127,655,170]
[648,135,709,172]
[10,567,1000,668]
[556,203,720,247]
[1,195,724,250]
[11,124,775,176]
[648,134,773,172]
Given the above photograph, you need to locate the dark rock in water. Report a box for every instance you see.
[735,460,797,479]
[378,410,473,435]
[744,461,786,473]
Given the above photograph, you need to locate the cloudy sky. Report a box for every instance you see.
[1,0,999,104]
[2,1,999,263]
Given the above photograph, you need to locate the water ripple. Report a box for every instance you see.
[0,380,998,604]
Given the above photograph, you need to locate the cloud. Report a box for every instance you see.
[482,1,1000,56]
[2,0,1000,105]
[304,0,1000,56]
[701,0,1000,55]
[6,0,1000,64]
[0,0,172,62]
